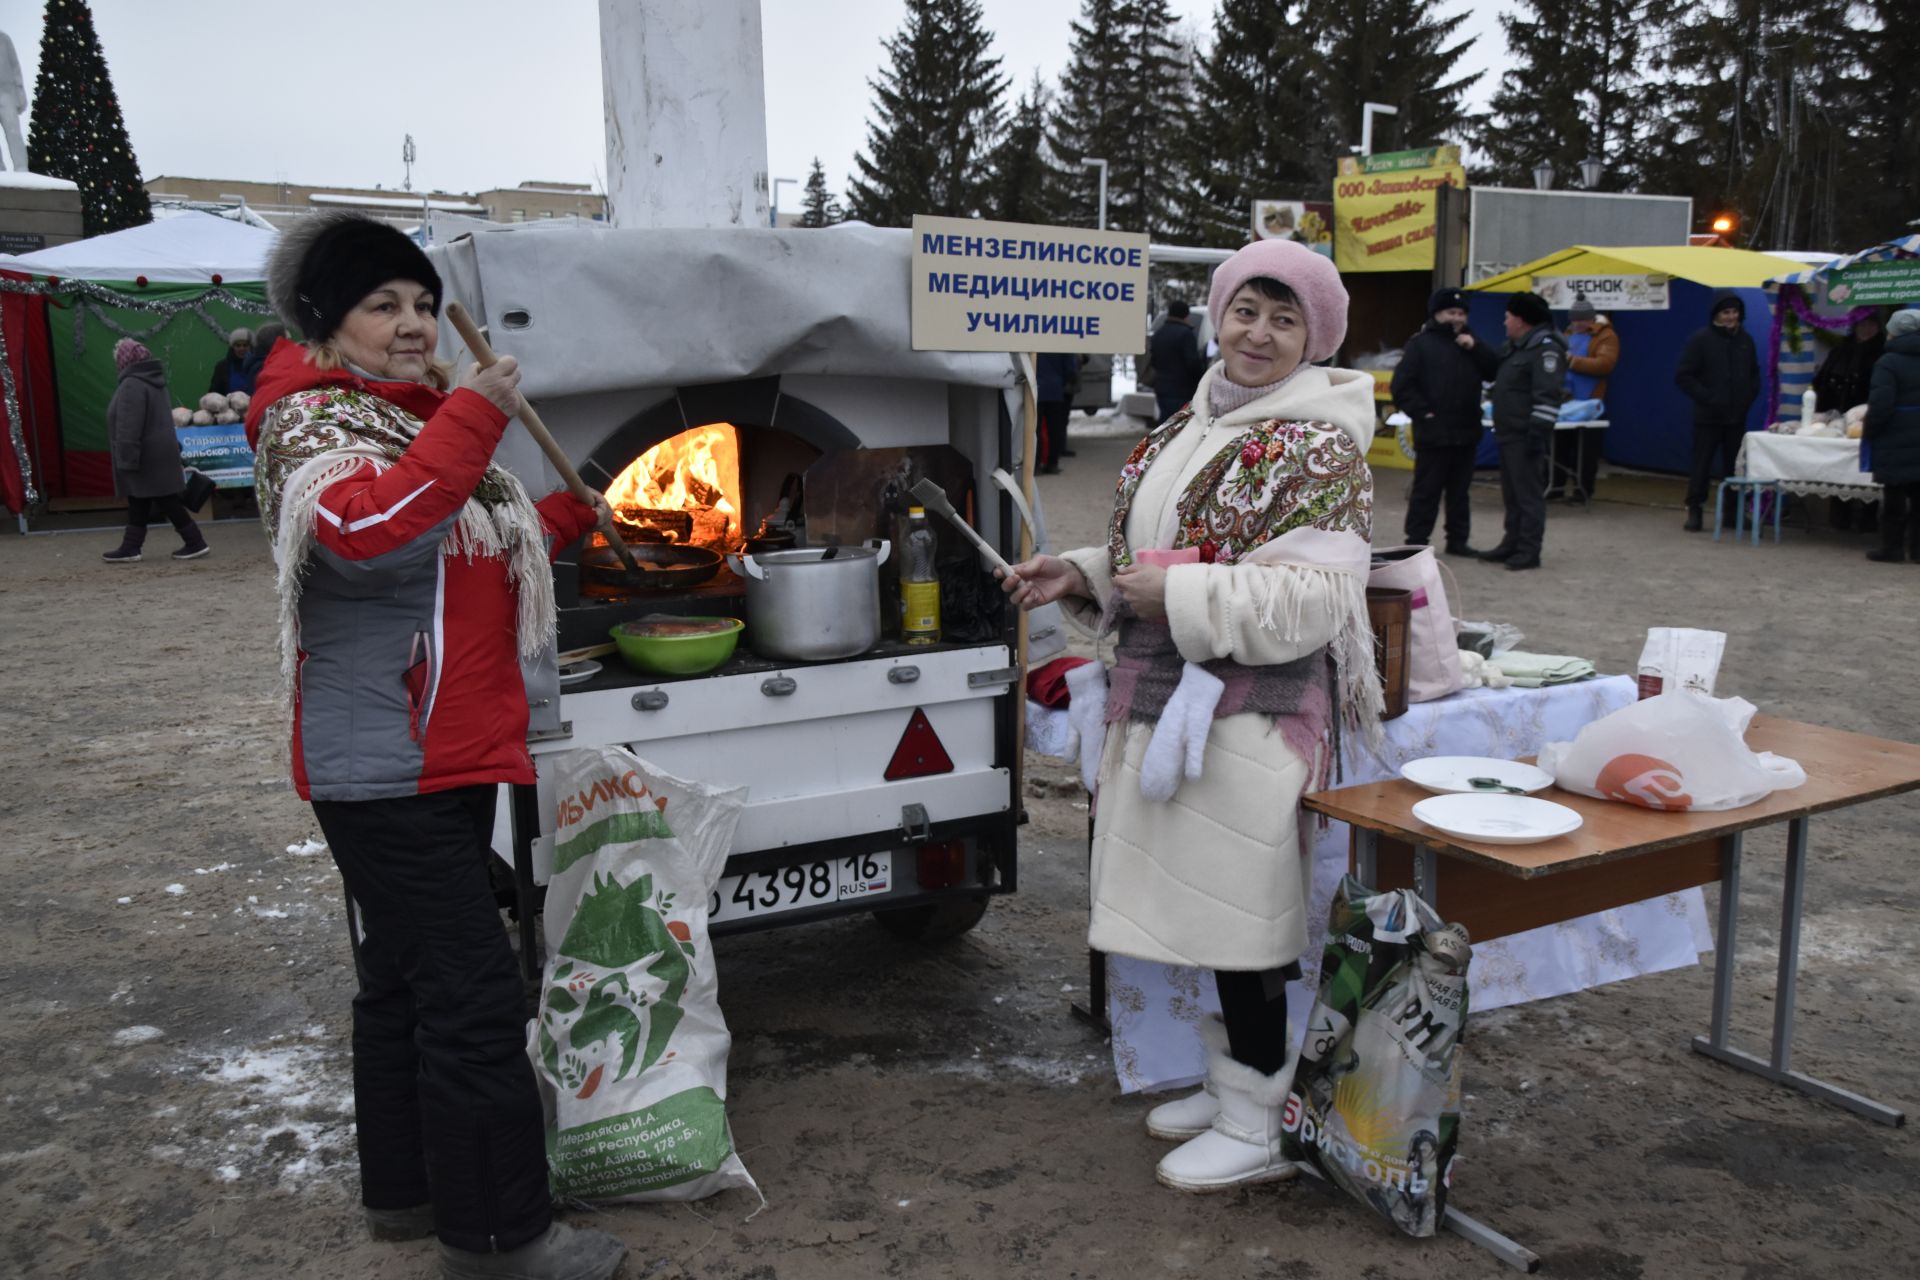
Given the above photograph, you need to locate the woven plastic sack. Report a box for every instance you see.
[1283,877,1470,1238]
[530,746,759,1202]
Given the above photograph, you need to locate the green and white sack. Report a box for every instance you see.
[530,746,757,1202]
[1282,876,1470,1238]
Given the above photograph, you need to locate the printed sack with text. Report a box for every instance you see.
[1283,877,1470,1239]
[1537,689,1805,812]
[531,746,758,1203]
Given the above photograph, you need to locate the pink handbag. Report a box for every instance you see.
[1367,546,1463,703]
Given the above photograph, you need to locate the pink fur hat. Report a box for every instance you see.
[1207,240,1349,365]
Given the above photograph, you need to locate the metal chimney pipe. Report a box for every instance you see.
[598,0,772,230]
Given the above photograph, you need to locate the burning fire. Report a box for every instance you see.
[604,423,742,548]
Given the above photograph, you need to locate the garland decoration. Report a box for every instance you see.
[1766,284,1881,422]
[0,274,276,509]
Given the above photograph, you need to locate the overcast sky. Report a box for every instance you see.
[0,0,1509,210]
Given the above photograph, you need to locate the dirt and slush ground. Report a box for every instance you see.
[4,428,1919,1280]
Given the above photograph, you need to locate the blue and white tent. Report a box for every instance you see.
[1764,235,1920,420]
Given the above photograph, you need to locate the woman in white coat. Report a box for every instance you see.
[1001,240,1382,1192]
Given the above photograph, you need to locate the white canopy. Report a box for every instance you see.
[432,220,1021,395]
[0,209,275,283]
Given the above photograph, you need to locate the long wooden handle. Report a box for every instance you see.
[443,301,639,572]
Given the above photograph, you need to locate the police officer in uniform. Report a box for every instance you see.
[1479,291,1565,571]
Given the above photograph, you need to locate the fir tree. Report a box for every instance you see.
[1854,0,1920,244]
[1475,0,1672,192]
[1049,0,1189,239]
[846,0,1008,226]
[798,158,843,228]
[26,0,151,237]
[1639,0,1868,249]
[983,74,1062,225]
[1318,0,1483,154]
[1176,0,1332,248]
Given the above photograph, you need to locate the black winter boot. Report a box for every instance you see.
[1683,507,1704,533]
[172,519,210,561]
[101,524,146,563]
[438,1222,627,1280]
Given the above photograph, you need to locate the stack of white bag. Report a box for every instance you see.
[1538,689,1806,812]
[528,745,759,1203]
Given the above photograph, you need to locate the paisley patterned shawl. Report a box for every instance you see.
[1104,409,1372,568]
[1100,407,1382,743]
[252,386,558,724]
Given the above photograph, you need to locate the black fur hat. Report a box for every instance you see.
[266,212,442,342]
[1505,291,1550,327]
[1428,287,1466,316]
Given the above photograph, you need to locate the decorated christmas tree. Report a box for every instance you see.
[26,0,151,237]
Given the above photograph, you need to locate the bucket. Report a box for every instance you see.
[1366,586,1412,721]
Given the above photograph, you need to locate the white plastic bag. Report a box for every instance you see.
[1537,690,1806,812]
[530,746,759,1202]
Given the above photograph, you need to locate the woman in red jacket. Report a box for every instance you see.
[249,214,625,1280]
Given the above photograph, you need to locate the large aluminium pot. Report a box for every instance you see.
[729,541,891,661]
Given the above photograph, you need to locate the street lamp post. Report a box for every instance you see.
[1359,102,1399,156]
[1580,156,1605,190]
[1532,160,1556,191]
[1083,158,1108,231]
[770,177,798,227]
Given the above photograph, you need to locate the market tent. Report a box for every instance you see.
[0,212,277,511]
[1763,235,1920,421]
[1467,245,1805,473]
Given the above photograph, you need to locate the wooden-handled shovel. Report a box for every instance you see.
[443,301,640,573]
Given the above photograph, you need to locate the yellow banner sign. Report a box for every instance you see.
[1333,146,1465,273]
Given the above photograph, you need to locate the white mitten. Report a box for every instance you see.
[1064,661,1110,793]
[1139,662,1224,802]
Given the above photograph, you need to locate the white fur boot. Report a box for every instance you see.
[1145,1081,1217,1140]
[1154,1018,1299,1193]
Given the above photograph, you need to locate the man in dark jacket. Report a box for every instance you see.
[1148,300,1207,422]
[1813,312,1886,413]
[1862,309,1920,562]
[1479,292,1564,571]
[1392,287,1499,554]
[1034,352,1079,474]
[1675,293,1762,531]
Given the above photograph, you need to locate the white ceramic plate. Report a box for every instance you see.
[1410,793,1583,846]
[1400,756,1556,795]
[558,658,602,688]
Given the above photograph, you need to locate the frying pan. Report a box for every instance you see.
[579,541,724,591]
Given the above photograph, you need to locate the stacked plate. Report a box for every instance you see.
[1400,756,1582,845]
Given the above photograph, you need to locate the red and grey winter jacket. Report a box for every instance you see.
[248,343,597,802]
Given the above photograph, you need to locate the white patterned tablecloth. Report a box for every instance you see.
[1739,431,1880,497]
[1104,675,1715,1094]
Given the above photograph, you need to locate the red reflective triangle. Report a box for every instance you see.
[884,707,955,781]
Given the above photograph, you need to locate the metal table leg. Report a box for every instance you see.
[1691,819,1906,1126]
[1295,1160,1539,1271]
[1070,807,1111,1033]
[1355,827,1378,885]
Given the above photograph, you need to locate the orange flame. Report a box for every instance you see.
[604,423,741,548]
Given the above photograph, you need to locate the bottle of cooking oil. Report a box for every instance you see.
[902,506,941,646]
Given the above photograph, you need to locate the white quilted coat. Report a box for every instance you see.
[1059,365,1377,970]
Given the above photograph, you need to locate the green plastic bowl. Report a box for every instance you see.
[609,617,743,676]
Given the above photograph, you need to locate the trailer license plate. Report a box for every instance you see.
[709,852,893,924]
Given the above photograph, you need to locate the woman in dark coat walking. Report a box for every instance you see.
[102,339,208,563]
[1864,309,1920,563]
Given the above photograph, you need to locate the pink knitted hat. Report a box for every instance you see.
[113,338,152,371]
[1207,240,1349,365]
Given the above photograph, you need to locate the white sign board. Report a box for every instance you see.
[911,214,1149,354]
[1531,273,1670,311]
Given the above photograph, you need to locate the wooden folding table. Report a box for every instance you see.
[1302,714,1920,1270]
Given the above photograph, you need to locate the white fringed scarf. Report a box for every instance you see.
[257,394,557,723]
